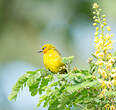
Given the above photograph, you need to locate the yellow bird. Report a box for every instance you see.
[38,44,66,73]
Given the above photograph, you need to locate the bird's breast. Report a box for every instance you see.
[43,50,63,73]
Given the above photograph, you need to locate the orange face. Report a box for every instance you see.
[38,44,56,54]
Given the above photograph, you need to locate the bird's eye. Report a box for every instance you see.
[42,47,46,50]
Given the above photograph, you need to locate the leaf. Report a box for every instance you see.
[66,80,99,93]
[38,75,52,95]
[62,56,74,64]
[31,89,38,96]
[8,69,47,101]
[8,74,28,101]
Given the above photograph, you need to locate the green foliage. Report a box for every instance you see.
[8,56,103,110]
[8,73,28,101]
[8,52,116,110]
[62,56,74,65]
[62,56,74,72]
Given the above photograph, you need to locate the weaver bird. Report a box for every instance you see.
[38,44,66,74]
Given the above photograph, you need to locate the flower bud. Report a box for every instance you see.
[95,19,99,23]
[105,104,110,109]
[101,24,104,28]
[102,15,106,18]
[103,22,107,26]
[94,32,99,36]
[110,105,115,110]
[93,16,96,19]
[103,18,106,22]
[93,23,97,26]
[93,3,99,9]
[94,36,99,43]
[111,33,114,37]
[96,27,99,31]
[93,12,96,14]
[106,26,111,31]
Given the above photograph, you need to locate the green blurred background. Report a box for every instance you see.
[0,0,116,110]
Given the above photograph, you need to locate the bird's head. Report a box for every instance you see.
[38,44,56,54]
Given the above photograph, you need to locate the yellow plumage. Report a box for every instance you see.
[39,44,65,73]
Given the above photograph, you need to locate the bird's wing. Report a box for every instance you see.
[54,49,62,56]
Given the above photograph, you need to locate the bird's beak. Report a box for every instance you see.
[37,50,43,53]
